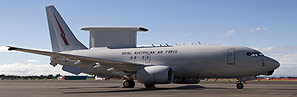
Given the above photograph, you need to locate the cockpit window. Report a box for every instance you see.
[246,52,264,57]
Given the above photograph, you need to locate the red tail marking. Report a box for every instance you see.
[53,14,69,45]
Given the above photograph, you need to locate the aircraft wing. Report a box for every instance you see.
[7,46,144,72]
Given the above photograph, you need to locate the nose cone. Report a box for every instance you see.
[267,57,280,70]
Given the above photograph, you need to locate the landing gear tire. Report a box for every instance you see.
[236,83,244,89]
[144,84,155,88]
[123,80,135,88]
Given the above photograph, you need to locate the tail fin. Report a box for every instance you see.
[46,5,87,52]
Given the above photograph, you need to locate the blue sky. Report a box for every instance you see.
[0,0,297,76]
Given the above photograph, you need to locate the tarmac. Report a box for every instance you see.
[0,80,297,97]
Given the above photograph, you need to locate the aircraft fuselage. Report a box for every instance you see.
[59,45,280,79]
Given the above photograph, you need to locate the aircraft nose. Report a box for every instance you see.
[267,57,280,69]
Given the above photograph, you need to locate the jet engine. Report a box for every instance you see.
[136,66,174,84]
[173,77,200,84]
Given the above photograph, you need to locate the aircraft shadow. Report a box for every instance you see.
[274,89,297,91]
[63,85,227,94]
[60,86,121,89]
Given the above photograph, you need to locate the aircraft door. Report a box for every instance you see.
[227,49,235,65]
[145,54,151,63]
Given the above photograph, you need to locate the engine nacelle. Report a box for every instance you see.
[173,77,200,84]
[136,66,174,84]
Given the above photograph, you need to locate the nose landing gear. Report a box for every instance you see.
[235,76,256,89]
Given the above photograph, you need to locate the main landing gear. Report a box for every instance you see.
[122,79,135,88]
[236,81,245,89]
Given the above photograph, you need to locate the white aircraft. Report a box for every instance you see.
[7,5,280,89]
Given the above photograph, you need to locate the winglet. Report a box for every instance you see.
[7,46,19,51]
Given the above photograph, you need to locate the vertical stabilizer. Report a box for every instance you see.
[46,5,87,52]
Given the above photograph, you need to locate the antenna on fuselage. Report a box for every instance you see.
[228,78,232,83]
[257,76,261,82]
[198,41,201,45]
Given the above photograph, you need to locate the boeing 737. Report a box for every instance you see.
[7,5,280,89]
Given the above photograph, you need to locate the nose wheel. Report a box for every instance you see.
[236,81,244,89]
[123,79,135,88]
